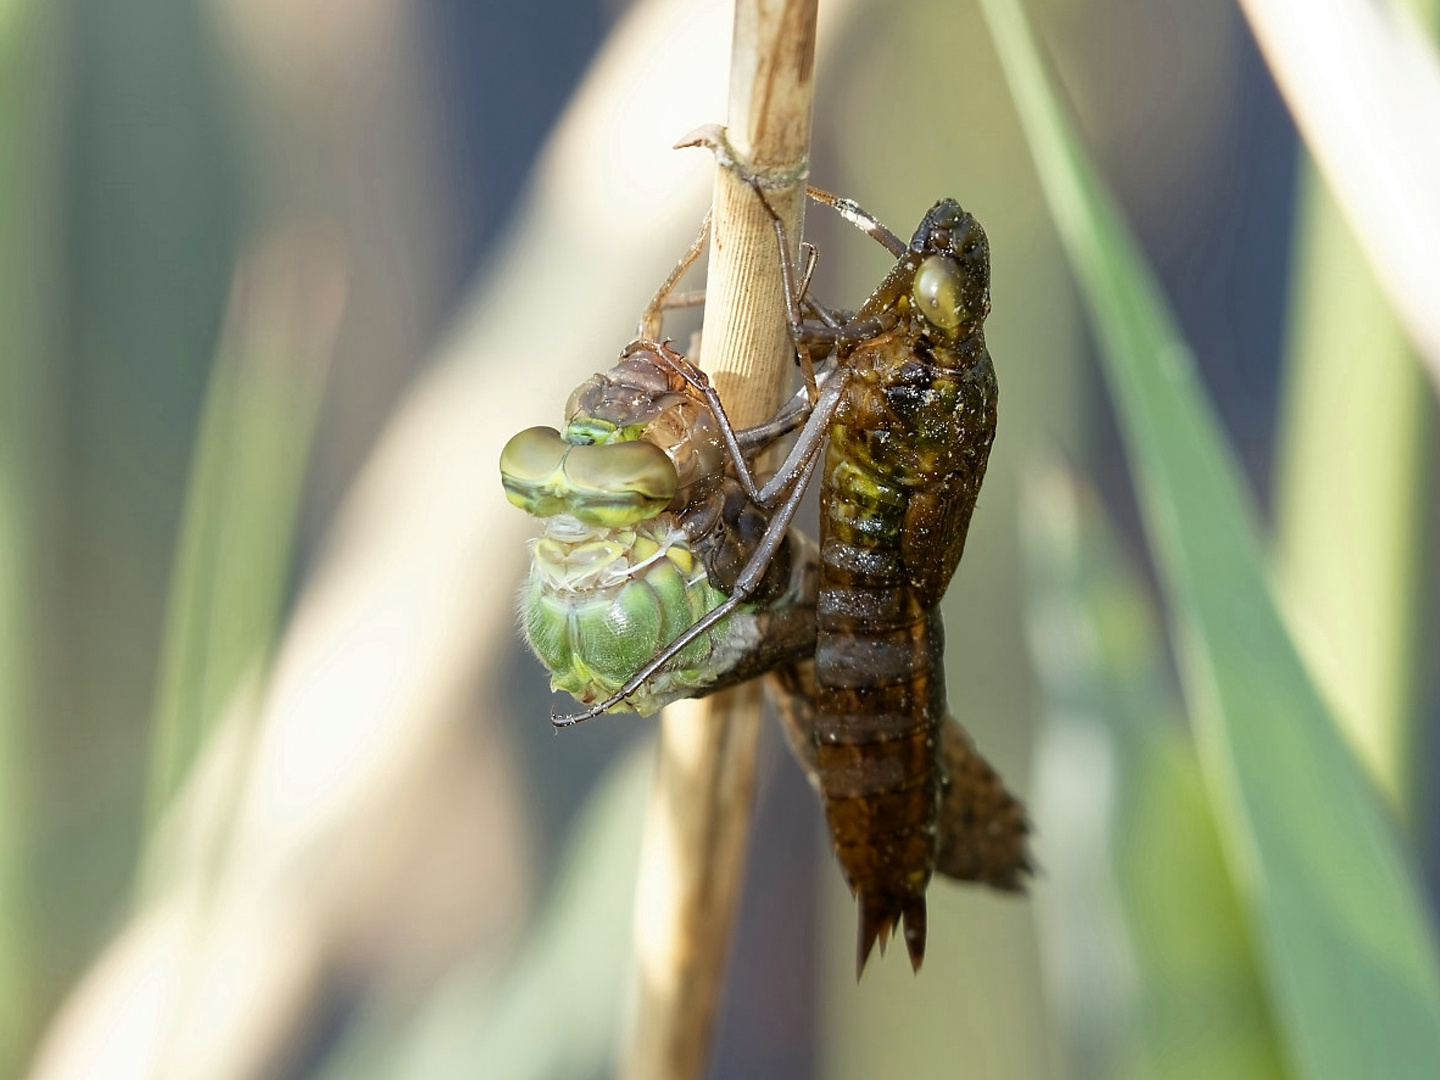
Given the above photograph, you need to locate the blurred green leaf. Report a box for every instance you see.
[1119,732,1287,1080]
[982,0,1440,1075]
[0,0,60,1063]
[143,236,343,841]
[1025,465,1285,1080]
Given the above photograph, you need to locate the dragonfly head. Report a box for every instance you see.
[563,342,727,496]
[500,425,678,528]
[908,200,991,339]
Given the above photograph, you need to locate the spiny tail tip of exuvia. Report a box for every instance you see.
[855,897,927,979]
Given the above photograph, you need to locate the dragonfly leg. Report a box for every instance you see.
[795,343,820,405]
[806,185,908,258]
[797,242,849,338]
[743,179,825,405]
[766,663,821,792]
[792,242,824,402]
[677,128,827,400]
[647,342,808,454]
[658,289,706,313]
[652,343,845,508]
[734,370,826,452]
[704,366,843,509]
[551,451,822,728]
[794,246,847,333]
[638,210,712,340]
[744,182,805,333]
[803,311,897,355]
[798,241,819,303]
[803,296,847,333]
[731,350,843,453]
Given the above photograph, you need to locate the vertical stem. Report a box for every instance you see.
[622,3,818,1078]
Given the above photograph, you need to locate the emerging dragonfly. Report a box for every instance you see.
[534,181,1022,974]
[500,217,819,716]
[499,311,1026,947]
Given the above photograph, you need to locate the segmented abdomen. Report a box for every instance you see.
[815,417,947,975]
[523,519,735,714]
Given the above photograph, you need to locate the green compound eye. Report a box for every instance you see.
[564,441,678,527]
[500,426,571,515]
[500,427,678,526]
[912,254,965,333]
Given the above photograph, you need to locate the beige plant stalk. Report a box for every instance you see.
[622,3,819,1078]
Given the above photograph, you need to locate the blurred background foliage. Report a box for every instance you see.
[2,0,1437,1077]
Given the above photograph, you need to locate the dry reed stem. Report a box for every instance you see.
[622,3,819,1078]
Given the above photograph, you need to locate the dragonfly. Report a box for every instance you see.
[500,329,1025,940]
[500,215,821,716]
[502,195,1029,975]
[541,182,1022,975]
[500,337,820,714]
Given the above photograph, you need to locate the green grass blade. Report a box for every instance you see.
[1025,466,1285,1080]
[0,0,60,1063]
[981,0,1440,1075]
[143,237,343,838]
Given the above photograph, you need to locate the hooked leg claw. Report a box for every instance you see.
[550,704,602,729]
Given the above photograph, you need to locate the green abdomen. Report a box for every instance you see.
[522,519,747,715]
